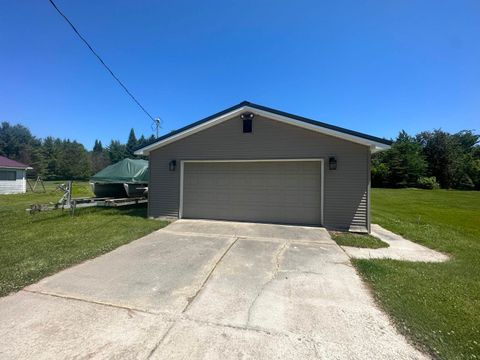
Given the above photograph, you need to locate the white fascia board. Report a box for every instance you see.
[135,105,391,155]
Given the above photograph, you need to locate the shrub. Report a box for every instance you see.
[454,173,475,190]
[417,176,440,189]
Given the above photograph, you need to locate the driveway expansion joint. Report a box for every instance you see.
[159,229,238,239]
[21,289,159,316]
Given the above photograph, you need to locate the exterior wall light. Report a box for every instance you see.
[169,160,177,171]
[328,156,337,170]
[240,112,255,121]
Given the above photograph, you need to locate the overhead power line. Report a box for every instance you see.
[48,0,155,122]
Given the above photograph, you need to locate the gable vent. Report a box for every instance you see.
[241,112,254,133]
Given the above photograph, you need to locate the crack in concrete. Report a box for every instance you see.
[274,240,289,271]
[246,240,288,326]
[183,315,322,359]
[245,276,276,327]
[182,315,283,337]
[332,260,355,267]
[276,269,327,277]
[182,237,239,313]
[303,337,321,359]
[182,314,322,351]
[146,321,176,359]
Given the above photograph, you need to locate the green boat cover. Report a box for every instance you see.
[90,158,149,183]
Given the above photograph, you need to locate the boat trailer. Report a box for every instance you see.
[27,181,148,216]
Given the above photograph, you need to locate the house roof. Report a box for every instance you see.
[0,155,31,169]
[135,101,393,155]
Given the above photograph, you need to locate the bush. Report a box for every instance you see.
[417,176,440,189]
[454,173,475,190]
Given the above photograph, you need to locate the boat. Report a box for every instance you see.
[90,158,149,198]
[123,182,148,197]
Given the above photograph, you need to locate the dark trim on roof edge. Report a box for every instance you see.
[134,101,393,152]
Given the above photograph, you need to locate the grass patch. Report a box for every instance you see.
[330,231,388,249]
[0,181,168,297]
[354,188,480,359]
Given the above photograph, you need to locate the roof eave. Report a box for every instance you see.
[371,144,391,153]
[0,165,32,170]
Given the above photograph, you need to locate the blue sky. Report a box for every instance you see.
[1,0,479,149]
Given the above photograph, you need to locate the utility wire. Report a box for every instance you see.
[48,0,155,121]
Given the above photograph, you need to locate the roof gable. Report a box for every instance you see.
[135,101,392,155]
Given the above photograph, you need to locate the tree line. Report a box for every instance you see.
[373,129,480,190]
[0,122,155,180]
[1,121,479,189]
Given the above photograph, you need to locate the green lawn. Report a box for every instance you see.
[330,231,388,249]
[355,189,480,359]
[0,181,168,297]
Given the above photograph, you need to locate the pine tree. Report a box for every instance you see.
[93,139,103,152]
[386,131,427,187]
[126,128,138,157]
[91,139,110,174]
[108,140,128,164]
[56,140,91,179]
[137,135,147,148]
[148,134,156,143]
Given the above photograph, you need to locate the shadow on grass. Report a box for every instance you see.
[28,204,149,224]
[108,204,149,218]
[73,204,150,218]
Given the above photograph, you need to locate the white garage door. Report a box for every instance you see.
[181,161,322,225]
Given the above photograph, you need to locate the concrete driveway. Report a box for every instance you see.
[0,219,427,359]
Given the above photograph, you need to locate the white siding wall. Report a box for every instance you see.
[0,169,26,194]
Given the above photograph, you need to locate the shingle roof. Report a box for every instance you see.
[135,101,393,153]
[0,155,30,169]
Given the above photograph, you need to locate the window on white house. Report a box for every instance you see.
[0,170,16,181]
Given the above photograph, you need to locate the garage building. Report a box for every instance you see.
[135,102,391,232]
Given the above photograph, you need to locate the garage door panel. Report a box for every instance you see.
[182,161,321,225]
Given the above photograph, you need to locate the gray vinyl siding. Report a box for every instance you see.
[149,115,370,231]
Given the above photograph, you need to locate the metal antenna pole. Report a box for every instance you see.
[152,117,162,138]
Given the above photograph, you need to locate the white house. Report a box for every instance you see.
[0,155,32,194]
